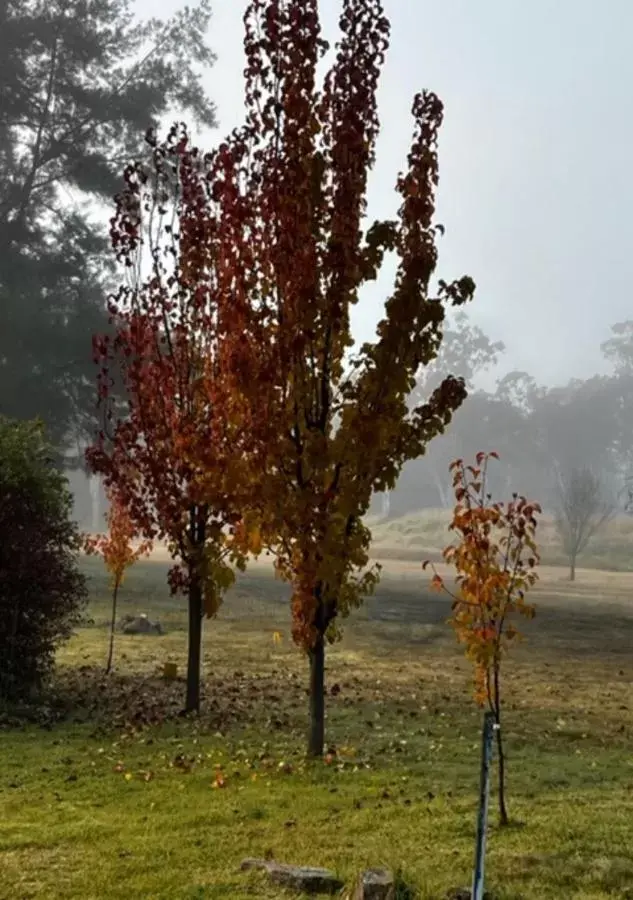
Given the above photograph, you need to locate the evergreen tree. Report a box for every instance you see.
[0,0,217,456]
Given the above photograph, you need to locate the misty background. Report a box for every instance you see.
[2,0,633,532]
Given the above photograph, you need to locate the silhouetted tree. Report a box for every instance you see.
[0,0,217,456]
[553,467,615,581]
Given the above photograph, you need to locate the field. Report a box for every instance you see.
[368,509,633,572]
[1,550,633,899]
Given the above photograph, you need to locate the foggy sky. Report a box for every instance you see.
[135,0,633,389]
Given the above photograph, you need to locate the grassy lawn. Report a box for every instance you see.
[1,557,633,899]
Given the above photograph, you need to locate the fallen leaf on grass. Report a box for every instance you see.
[212,771,226,788]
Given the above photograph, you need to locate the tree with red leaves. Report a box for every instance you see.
[86,126,260,713]
[84,485,152,674]
[424,452,541,825]
[194,0,476,756]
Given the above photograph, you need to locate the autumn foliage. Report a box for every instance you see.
[84,486,152,673]
[424,451,541,824]
[86,119,262,712]
[183,0,475,756]
[84,488,152,585]
[87,0,474,752]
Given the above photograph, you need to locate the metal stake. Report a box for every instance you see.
[472,711,499,900]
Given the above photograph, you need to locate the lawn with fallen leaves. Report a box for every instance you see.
[1,556,633,899]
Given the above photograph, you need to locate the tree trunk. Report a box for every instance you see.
[495,718,509,827]
[90,474,101,533]
[307,631,326,758]
[432,471,451,509]
[569,554,576,582]
[185,578,203,714]
[493,663,509,827]
[105,579,120,674]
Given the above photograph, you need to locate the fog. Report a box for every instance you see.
[3,0,633,529]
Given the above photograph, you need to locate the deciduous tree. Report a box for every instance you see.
[377,314,504,515]
[86,124,259,713]
[553,467,615,581]
[201,0,475,757]
[424,452,540,826]
[84,486,152,673]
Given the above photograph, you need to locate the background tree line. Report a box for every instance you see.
[374,313,633,520]
[0,0,216,466]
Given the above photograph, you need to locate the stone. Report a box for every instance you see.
[353,867,395,900]
[120,613,163,635]
[240,858,344,894]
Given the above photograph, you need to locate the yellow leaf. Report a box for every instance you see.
[250,526,263,555]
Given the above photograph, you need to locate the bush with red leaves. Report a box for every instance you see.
[0,417,87,702]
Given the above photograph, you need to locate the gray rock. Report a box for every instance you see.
[120,613,163,635]
[353,867,395,900]
[240,858,344,894]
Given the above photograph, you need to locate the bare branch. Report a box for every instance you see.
[553,467,616,580]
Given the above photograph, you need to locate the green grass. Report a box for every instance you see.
[367,508,633,572]
[1,557,633,899]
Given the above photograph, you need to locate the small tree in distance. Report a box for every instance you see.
[84,486,152,674]
[424,451,541,827]
[553,467,615,581]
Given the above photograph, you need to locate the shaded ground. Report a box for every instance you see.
[1,557,632,899]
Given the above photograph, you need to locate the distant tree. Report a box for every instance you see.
[425,452,541,827]
[601,320,633,375]
[84,485,152,673]
[600,322,633,478]
[0,417,87,702]
[494,372,624,504]
[553,467,615,581]
[388,313,504,512]
[0,0,217,455]
[209,0,475,758]
[410,310,504,401]
[410,389,530,513]
[531,379,619,476]
[383,379,534,518]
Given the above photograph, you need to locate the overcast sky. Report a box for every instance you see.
[135,0,633,388]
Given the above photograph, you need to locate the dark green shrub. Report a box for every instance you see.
[0,417,87,701]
